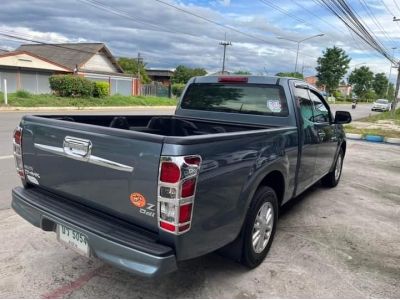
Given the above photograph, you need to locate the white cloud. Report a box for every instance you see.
[0,0,396,77]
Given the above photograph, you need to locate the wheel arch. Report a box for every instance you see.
[341,140,347,155]
[257,170,285,207]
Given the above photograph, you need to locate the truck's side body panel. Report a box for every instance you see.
[161,127,298,260]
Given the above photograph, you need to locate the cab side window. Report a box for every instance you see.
[309,91,331,123]
[295,88,314,127]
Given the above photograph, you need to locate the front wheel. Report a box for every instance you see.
[321,148,344,188]
[241,186,278,268]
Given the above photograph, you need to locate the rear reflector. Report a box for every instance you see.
[160,221,176,232]
[179,204,192,223]
[179,224,190,232]
[184,156,201,166]
[181,178,196,198]
[160,162,180,183]
[218,76,248,83]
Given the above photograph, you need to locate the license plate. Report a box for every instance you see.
[57,224,90,257]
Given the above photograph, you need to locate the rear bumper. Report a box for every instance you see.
[11,186,177,277]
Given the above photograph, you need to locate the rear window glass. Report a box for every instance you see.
[181,83,289,116]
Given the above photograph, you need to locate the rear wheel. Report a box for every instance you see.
[321,148,344,188]
[241,186,278,268]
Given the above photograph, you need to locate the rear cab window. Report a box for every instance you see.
[181,83,289,117]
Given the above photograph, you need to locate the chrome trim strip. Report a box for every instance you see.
[34,143,134,173]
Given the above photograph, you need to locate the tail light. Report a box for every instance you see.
[158,155,201,234]
[13,127,25,178]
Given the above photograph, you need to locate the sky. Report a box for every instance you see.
[0,0,399,82]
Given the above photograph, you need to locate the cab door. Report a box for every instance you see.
[308,90,337,179]
[294,86,319,194]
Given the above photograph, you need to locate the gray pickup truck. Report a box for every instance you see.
[12,75,351,277]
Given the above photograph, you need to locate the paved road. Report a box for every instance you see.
[0,107,398,297]
[330,103,378,120]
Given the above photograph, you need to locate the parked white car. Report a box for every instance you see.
[372,99,392,112]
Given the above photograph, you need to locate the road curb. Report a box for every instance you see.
[0,106,176,112]
[346,133,400,145]
[345,133,363,140]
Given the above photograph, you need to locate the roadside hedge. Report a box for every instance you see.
[49,75,93,97]
[92,81,109,97]
[171,83,186,97]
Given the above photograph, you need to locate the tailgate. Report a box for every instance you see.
[21,116,163,232]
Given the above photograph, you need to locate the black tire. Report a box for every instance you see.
[241,186,278,269]
[321,148,344,188]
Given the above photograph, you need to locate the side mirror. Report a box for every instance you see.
[334,111,352,124]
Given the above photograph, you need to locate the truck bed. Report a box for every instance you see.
[39,115,269,136]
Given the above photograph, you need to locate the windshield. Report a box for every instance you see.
[181,83,289,116]
[376,99,389,104]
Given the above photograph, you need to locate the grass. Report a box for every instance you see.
[358,108,400,125]
[344,124,400,138]
[345,108,400,138]
[0,92,177,107]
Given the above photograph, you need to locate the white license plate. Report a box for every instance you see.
[57,224,90,257]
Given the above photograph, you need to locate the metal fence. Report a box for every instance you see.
[141,82,171,98]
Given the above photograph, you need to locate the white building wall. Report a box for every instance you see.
[82,53,119,73]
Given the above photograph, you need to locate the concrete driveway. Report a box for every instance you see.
[1,137,399,297]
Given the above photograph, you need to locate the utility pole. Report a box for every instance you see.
[387,47,397,98]
[219,34,232,74]
[3,79,7,105]
[392,18,400,110]
[137,52,142,96]
[392,63,400,111]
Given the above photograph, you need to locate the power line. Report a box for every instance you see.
[0,30,104,55]
[378,0,400,30]
[258,0,311,27]
[78,0,219,41]
[290,0,385,61]
[315,0,396,64]
[150,0,320,59]
[393,0,400,14]
[358,0,396,45]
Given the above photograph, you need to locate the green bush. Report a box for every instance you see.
[92,81,109,98]
[15,90,31,98]
[172,83,186,97]
[49,75,93,97]
[332,90,342,98]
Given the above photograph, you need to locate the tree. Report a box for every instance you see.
[348,66,374,99]
[372,73,389,98]
[233,70,252,75]
[118,57,151,83]
[275,72,303,79]
[172,65,207,84]
[316,46,351,94]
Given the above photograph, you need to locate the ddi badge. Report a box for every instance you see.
[130,193,146,208]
